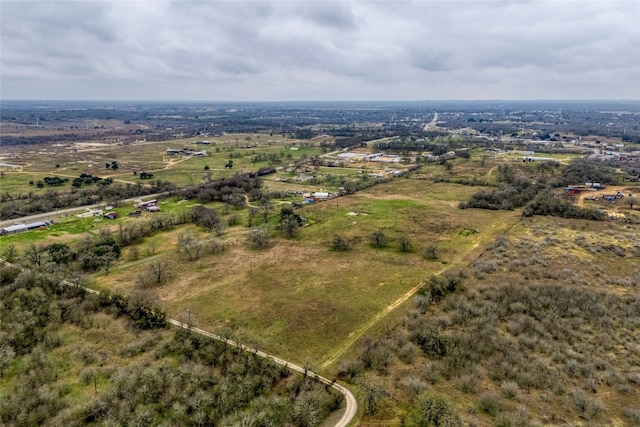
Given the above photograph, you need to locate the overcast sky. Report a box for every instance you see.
[1,0,639,101]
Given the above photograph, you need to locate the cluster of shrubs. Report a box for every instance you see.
[42,176,69,186]
[335,223,639,425]
[72,173,113,188]
[523,191,605,220]
[558,158,621,186]
[180,173,260,206]
[1,180,176,220]
[460,180,543,210]
[97,291,166,329]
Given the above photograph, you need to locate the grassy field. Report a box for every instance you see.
[0,134,325,195]
[92,177,519,367]
[0,197,204,251]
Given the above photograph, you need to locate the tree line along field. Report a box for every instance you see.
[2,131,639,426]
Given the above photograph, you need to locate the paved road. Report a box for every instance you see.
[423,111,439,131]
[0,192,169,228]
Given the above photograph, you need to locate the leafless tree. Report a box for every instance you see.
[247,207,259,227]
[425,244,439,260]
[260,199,273,223]
[100,248,117,275]
[2,244,17,262]
[146,241,157,256]
[280,215,300,238]
[128,246,140,261]
[178,233,204,261]
[331,235,350,251]
[148,258,172,284]
[249,224,272,248]
[370,230,388,248]
[399,236,413,252]
[208,238,226,254]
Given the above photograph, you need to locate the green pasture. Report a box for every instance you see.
[93,178,519,366]
[2,134,325,195]
[0,171,54,195]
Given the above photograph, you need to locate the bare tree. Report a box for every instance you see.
[212,222,226,237]
[331,235,350,251]
[2,244,17,263]
[280,215,300,238]
[146,241,157,256]
[249,224,272,248]
[399,236,413,253]
[425,244,439,260]
[100,248,117,275]
[177,233,203,261]
[227,213,239,226]
[260,199,273,223]
[128,246,140,261]
[360,375,389,416]
[247,207,259,227]
[208,238,226,254]
[148,259,172,284]
[370,230,388,248]
[279,206,303,238]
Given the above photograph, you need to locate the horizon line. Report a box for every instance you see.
[2,98,639,103]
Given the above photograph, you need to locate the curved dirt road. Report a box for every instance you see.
[168,319,358,427]
[0,258,358,427]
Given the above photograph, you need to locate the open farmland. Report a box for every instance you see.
[0,133,325,194]
[2,100,640,426]
[93,178,520,365]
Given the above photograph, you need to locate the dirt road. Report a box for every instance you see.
[0,257,358,427]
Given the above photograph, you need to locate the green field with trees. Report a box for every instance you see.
[2,119,640,426]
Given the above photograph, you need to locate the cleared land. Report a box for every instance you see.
[3,122,639,426]
[93,178,520,365]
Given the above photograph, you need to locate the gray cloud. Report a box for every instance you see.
[1,0,638,100]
